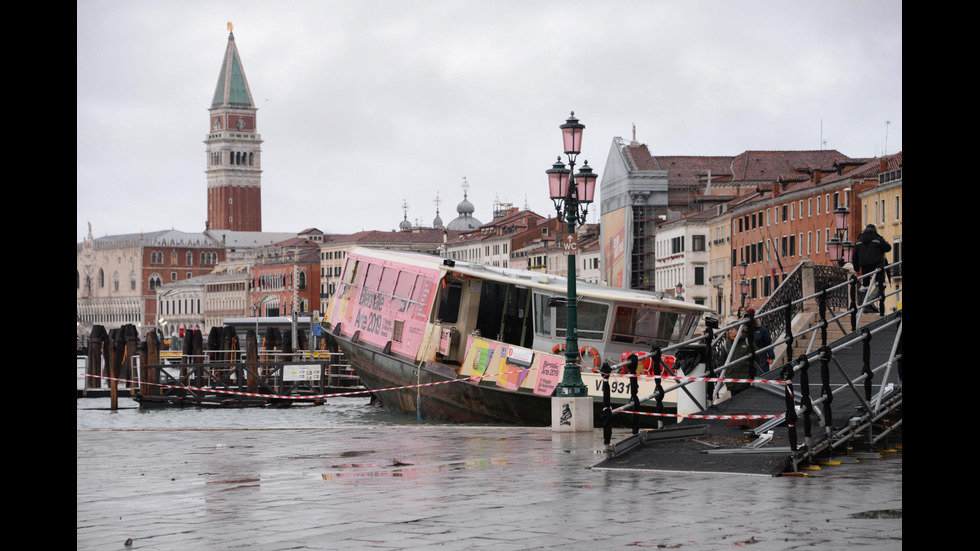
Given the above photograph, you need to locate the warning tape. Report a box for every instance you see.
[78,364,539,401]
[623,410,785,420]
[607,371,790,388]
[80,366,791,421]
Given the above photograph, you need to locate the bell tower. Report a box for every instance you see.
[205,24,262,231]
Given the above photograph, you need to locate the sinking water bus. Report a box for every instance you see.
[324,247,714,425]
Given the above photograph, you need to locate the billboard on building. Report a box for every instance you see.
[600,206,631,289]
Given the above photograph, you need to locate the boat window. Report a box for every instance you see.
[391,272,417,314]
[339,260,360,297]
[379,267,397,296]
[436,281,463,324]
[475,281,533,347]
[555,300,608,341]
[612,306,689,347]
[364,264,382,291]
[534,293,552,336]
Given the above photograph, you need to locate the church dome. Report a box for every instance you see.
[445,178,483,231]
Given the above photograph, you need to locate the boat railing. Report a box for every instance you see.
[597,261,902,452]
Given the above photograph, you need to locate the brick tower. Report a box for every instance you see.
[205,26,262,231]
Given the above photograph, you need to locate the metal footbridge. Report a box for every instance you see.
[593,260,902,476]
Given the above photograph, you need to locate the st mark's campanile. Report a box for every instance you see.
[205,24,262,231]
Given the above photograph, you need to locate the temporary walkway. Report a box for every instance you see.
[592,261,902,476]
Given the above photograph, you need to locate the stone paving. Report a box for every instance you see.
[77,424,902,550]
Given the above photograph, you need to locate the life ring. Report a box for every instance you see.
[551,344,566,354]
[579,346,601,372]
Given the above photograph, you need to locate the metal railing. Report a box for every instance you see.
[131,349,362,402]
[598,261,902,470]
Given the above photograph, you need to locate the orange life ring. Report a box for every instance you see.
[579,346,601,373]
[551,344,566,354]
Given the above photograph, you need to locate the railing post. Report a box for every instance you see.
[628,353,640,434]
[799,356,813,450]
[703,327,716,404]
[862,328,873,401]
[651,347,664,429]
[783,366,798,456]
[600,361,612,445]
[875,267,887,315]
[818,290,828,346]
[819,346,834,442]
[849,275,859,331]
[745,310,757,381]
[783,305,794,365]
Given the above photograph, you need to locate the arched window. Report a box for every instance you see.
[248,152,253,166]
[186,252,193,266]
[171,252,177,265]
[298,271,307,290]
[98,269,105,288]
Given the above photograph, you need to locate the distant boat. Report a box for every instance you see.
[324,247,713,425]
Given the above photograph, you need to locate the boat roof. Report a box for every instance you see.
[347,246,714,314]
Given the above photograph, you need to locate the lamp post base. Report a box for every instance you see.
[551,396,594,432]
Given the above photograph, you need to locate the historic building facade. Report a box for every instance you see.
[77,227,225,336]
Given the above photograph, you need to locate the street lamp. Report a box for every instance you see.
[546,111,597,397]
[737,261,749,309]
[828,204,852,266]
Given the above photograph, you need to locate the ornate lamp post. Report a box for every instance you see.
[828,204,853,267]
[738,261,749,309]
[546,112,597,397]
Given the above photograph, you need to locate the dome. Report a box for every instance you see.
[399,214,411,231]
[445,178,483,231]
[456,195,475,215]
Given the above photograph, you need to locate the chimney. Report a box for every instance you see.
[813,171,822,185]
[880,158,888,173]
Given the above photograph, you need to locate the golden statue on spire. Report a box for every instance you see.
[227,22,233,33]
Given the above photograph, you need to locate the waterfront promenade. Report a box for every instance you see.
[77,400,902,550]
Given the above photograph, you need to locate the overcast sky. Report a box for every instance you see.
[77,1,902,243]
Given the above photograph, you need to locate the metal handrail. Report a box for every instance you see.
[600,261,902,418]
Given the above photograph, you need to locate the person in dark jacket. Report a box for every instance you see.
[745,307,773,373]
[853,224,891,311]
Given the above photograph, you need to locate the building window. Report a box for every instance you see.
[186,252,193,266]
[894,195,900,221]
[694,266,705,285]
[692,235,706,251]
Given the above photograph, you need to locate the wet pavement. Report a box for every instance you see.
[77,421,902,550]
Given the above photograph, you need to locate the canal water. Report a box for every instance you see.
[77,396,902,550]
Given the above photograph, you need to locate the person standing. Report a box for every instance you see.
[721,320,751,395]
[746,307,774,373]
[853,224,891,312]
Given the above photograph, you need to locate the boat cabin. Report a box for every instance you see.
[327,247,712,371]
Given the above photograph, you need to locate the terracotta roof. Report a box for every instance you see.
[728,150,846,182]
